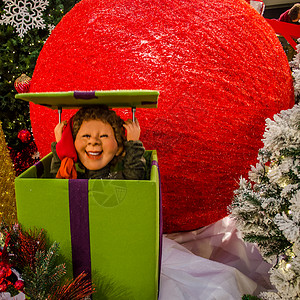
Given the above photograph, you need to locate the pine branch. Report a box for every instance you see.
[47,272,95,300]
[17,228,47,270]
[22,242,66,299]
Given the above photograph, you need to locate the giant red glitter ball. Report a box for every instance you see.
[29,0,294,233]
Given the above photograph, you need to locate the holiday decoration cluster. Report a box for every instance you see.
[0,222,95,299]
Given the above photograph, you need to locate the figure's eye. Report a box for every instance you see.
[83,134,90,138]
[100,134,108,138]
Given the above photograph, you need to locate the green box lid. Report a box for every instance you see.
[15,90,159,109]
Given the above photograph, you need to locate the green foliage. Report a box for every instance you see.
[0,222,95,299]
[0,0,80,149]
[22,242,66,299]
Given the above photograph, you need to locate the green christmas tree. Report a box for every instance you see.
[0,0,80,175]
[229,103,300,300]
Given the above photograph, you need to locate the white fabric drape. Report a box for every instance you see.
[160,217,274,300]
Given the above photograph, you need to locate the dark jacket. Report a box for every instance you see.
[50,140,146,180]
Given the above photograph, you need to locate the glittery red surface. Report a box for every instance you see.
[29,0,294,233]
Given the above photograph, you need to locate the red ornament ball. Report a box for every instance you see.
[18,129,32,143]
[14,74,31,93]
[29,0,294,233]
[14,280,25,291]
[9,141,39,176]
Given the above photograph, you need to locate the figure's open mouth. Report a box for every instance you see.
[86,151,103,159]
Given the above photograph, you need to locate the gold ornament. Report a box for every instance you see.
[0,121,17,224]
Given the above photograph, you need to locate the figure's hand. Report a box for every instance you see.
[54,121,67,142]
[123,119,141,141]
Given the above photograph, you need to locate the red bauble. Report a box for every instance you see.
[14,74,31,93]
[14,280,25,291]
[9,141,39,176]
[29,0,294,233]
[18,129,32,143]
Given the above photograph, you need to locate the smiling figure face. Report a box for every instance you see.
[74,119,121,170]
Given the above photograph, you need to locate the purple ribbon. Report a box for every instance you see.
[74,91,97,99]
[67,162,161,298]
[68,179,92,281]
[34,161,44,178]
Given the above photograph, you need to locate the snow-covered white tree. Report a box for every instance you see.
[229,103,300,300]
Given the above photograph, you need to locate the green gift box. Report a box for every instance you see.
[15,150,161,300]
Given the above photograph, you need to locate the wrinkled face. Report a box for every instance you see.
[74,119,121,170]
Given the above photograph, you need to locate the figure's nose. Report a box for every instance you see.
[89,136,101,145]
